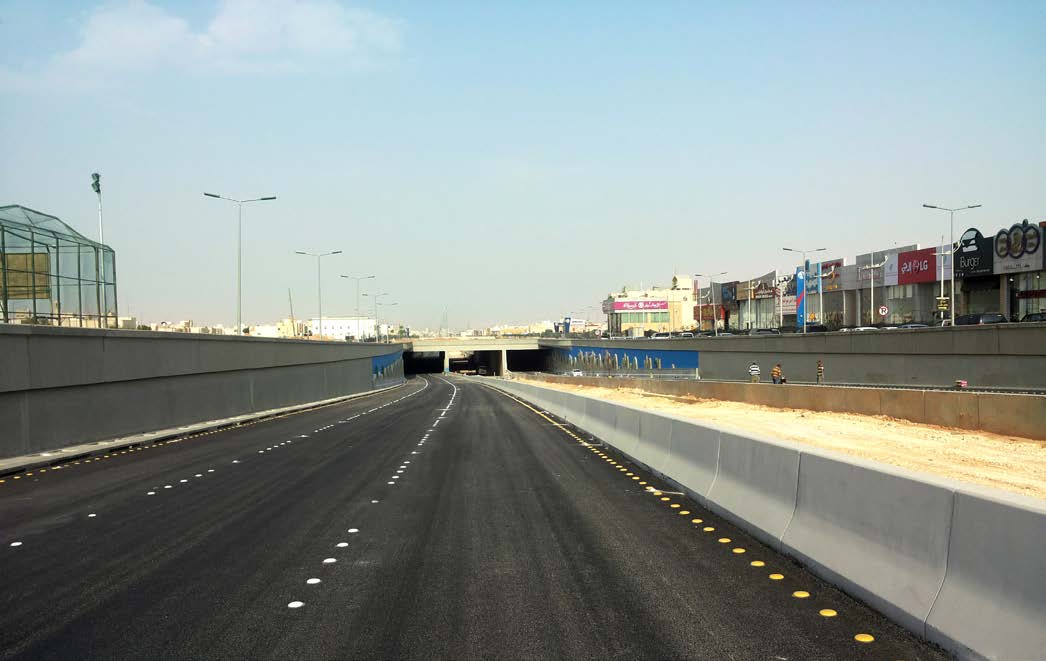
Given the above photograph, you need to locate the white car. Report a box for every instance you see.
[570,369,584,377]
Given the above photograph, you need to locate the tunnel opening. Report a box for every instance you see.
[404,351,444,375]
[506,349,551,373]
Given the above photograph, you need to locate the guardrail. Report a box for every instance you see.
[492,378,1046,661]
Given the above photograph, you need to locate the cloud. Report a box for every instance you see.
[3,0,403,90]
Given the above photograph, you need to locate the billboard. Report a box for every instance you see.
[738,271,777,300]
[613,299,668,311]
[898,247,937,285]
[719,281,737,305]
[955,227,994,277]
[795,268,806,327]
[817,259,845,291]
[856,246,915,284]
[1,252,51,300]
[992,219,1044,275]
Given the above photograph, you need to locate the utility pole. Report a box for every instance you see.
[861,258,887,325]
[922,203,981,325]
[91,172,106,328]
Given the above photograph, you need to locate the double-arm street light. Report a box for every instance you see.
[782,247,826,333]
[860,259,888,325]
[695,272,727,336]
[363,292,390,342]
[376,301,398,342]
[295,250,342,339]
[922,203,981,325]
[204,192,277,334]
[340,274,375,341]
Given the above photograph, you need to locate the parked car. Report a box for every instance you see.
[898,323,929,329]
[852,326,878,331]
[1020,312,1046,322]
[954,313,1008,325]
[570,369,584,377]
[748,328,781,336]
[677,332,694,338]
[803,324,829,333]
[651,332,672,339]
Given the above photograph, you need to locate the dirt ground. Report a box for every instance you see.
[519,378,1046,500]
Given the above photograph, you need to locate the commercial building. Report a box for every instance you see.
[603,275,696,336]
[308,316,376,341]
[955,219,1045,319]
[0,205,117,327]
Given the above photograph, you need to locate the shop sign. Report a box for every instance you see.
[1016,289,1045,299]
[613,300,668,311]
[992,219,1044,275]
[898,247,937,285]
[818,259,845,291]
[856,246,914,283]
[955,228,994,278]
[719,281,737,305]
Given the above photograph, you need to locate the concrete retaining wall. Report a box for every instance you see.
[0,325,403,459]
[523,374,1046,440]
[494,378,1046,661]
[540,323,1046,388]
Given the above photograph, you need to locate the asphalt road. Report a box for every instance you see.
[1,374,949,660]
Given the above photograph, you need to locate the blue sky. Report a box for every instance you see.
[2,1,1044,329]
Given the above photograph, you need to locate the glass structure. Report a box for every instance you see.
[0,205,117,327]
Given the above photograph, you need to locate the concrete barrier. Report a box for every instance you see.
[495,378,1046,660]
[704,430,800,549]
[781,452,954,635]
[583,397,618,447]
[925,489,1046,661]
[664,418,720,502]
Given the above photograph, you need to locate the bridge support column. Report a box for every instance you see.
[500,349,509,377]
[443,352,449,374]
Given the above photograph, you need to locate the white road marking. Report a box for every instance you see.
[147,491,156,495]
[288,601,304,608]
[348,528,359,533]
[371,500,379,503]
[307,578,321,585]
[10,541,23,547]
[195,473,203,477]
[164,485,172,489]
[180,479,188,483]
[323,558,337,564]
[88,513,97,518]
[336,542,348,547]
[207,469,215,473]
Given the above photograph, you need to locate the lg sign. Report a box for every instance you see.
[897,247,937,285]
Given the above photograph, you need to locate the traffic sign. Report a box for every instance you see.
[878,305,889,317]
[936,297,949,311]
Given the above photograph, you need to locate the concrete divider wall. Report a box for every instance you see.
[0,325,403,459]
[523,374,1046,440]
[496,378,1046,660]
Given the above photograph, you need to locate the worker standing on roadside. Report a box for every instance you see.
[771,363,783,384]
[748,362,761,383]
[816,359,825,385]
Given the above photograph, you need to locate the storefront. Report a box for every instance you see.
[955,227,998,314]
[991,219,1044,319]
[736,271,778,330]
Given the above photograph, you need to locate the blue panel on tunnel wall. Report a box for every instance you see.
[372,352,402,375]
[556,346,698,370]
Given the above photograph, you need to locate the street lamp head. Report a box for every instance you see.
[260,196,277,201]
[330,250,343,256]
[967,204,982,209]
[203,192,221,198]
[294,251,308,255]
[923,204,939,209]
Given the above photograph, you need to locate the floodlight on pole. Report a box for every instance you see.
[204,192,277,334]
[341,274,375,341]
[295,250,342,340]
[922,203,981,326]
[695,272,727,336]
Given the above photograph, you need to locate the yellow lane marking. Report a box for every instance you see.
[718,538,731,543]
[691,518,702,524]
[660,497,670,502]
[679,510,690,515]
[732,548,746,554]
[820,609,838,617]
[702,526,714,532]
[670,504,680,508]
[750,561,765,567]
[769,573,784,580]
[854,634,874,643]
[792,591,810,598]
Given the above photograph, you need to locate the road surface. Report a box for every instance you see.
[1,375,947,660]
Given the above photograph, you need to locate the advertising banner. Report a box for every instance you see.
[955,228,994,277]
[816,259,844,291]
[795,268,806,328]
[739,271,777,300]
[856,246,915,283]
[898,247,937,285]
[719,281,737,305]
[992,219,1044,275]
[613,300,668,311]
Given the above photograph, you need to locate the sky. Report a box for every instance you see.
[1,1,1044,330]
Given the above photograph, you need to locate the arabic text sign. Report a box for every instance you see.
[613,300,668,311]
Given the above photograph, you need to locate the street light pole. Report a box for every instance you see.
[922,203,981,325]
[783,247,826,333]
[204,192,277,335]
[860,259,887,325]
[377,301,398,342]
[364,292,389,342]
[295,250,342,339]
[695,271,726,336]
[340,274,375,341]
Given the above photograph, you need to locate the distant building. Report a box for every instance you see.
[604,274,695,336]
[308,316,376,341]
